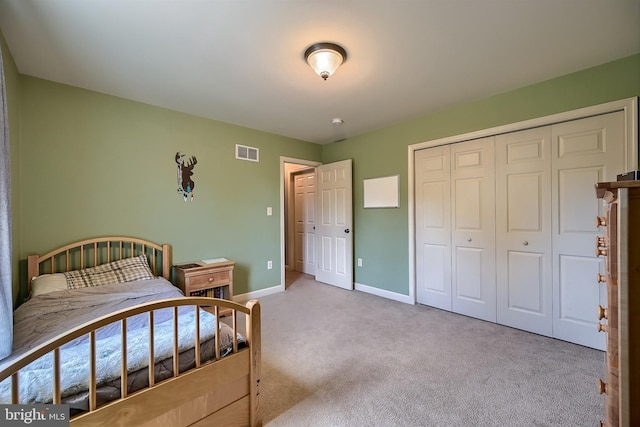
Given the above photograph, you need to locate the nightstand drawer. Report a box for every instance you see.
[189,270,230,289]
[173,259,235,317]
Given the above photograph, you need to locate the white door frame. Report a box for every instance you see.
[280,156,322,291]
[408,97,638,304]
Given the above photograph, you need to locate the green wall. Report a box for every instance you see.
[17,77,321,300]
[4,41,639,303]
[323,54,640,295]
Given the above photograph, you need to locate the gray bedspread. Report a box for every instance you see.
[0,278,243,410]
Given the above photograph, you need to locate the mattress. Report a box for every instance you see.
[0,278,245,413]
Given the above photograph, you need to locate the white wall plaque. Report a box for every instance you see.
[363,175,399,208]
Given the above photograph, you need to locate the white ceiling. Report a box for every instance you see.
[1,1,638,144]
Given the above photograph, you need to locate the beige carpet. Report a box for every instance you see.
[257,272,604,427]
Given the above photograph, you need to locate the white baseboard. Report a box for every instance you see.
[354,282,414,305]
[233,282,414,305]
[233,284,282,303]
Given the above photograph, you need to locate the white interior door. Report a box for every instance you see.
[294,171,316,274]
[551,111,624,350]
[415,145,452,310]
[496,126,553,336]
[451,137,496,322]
[316,159,353,290]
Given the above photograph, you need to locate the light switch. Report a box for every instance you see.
[267,207,272,216]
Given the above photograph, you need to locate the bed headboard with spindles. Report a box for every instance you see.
[27,236,172,294]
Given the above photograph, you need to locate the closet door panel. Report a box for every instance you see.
[455,247,484,299]
[451,137,496,322]
[552,111,625,350]
[496,127,553,336]
[507,173,544,230]
[558,255,603,322]
[415,145,452,310]
[422,244,448,295]
[506,251,545,314]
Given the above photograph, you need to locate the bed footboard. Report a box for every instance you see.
[1,298,262,427]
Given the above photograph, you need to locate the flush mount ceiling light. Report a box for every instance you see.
[304,42,347,80]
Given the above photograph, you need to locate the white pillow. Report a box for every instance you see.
[31,273,68,296]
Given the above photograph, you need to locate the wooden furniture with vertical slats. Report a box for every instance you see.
[595,182,639,427]
[1,236,262,427]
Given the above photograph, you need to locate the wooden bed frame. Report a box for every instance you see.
[1,236,262,427]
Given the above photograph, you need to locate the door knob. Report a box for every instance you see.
[467,238,472,242]
[523,241,529,246]
[345,229,350,233]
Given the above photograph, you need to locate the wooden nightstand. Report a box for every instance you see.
[173,259,235,316]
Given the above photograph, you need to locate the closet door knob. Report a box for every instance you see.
[523,241,529,246]
[467,238,472,242]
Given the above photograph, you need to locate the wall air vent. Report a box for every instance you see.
[235,144,259,162]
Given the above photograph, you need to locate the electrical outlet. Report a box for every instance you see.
[357,258,362,267]
[267,260,272,269]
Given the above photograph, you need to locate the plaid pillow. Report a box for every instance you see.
[64,255,155,289]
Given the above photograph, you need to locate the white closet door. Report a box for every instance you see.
[451,137,496,322]
[496,127,553,336]
[551,111,625,350]
[415,145,452,310]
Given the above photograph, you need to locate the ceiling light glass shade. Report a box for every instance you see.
[304,43,347,80]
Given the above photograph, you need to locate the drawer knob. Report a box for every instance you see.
[596,236,607,257]
[208,277,214,283]
[598,379,607,395]
[596,216,607,227]
[596,248,607,257]
[597,323,607,333]
[596,273,606,283]
[597,305,608,320]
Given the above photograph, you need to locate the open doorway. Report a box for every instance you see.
[289,168,316,275]
[280,157,321,290]
[280,157,354,291]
